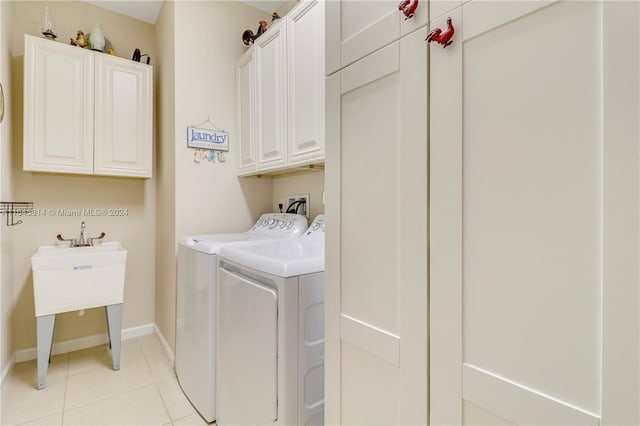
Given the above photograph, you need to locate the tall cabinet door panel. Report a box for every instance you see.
[287,0,324,166]
[94,55,152,177]
[24,36,94,174]
[430,2,640,425]
[325,28,428,425]
[255,22,287,171]
[325,0,427,75]
[236,49,256,175]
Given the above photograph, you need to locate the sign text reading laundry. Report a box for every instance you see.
[186,126,229,151]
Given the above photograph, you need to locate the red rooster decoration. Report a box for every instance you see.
[426,17,455,48]
[398,0,419,20]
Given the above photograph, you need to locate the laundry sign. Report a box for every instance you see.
[187,126,229,151]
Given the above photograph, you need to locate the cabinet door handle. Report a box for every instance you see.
[426,17,455,48]
[398,0,419,20]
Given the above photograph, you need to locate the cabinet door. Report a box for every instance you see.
[255,21,287,171]
[325,0,427,75]
[430,2,640,425]
[236,49,257,175]
[24,35,94,174]
[287,0,325,166]
[325,29,428,425]
[94,55,152,177]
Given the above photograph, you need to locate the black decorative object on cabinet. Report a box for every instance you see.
[242,20,268,45]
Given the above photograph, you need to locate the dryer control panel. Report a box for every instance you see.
[248,213,308,238]
[302,215,325,240]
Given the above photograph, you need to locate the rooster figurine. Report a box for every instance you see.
[425,17,455,48]
[242,20,268,46]
[70,31,89,48]
[398,0,419,20]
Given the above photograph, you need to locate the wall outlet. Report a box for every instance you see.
[286,194,310,219]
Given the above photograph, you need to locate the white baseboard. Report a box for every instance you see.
[122,323,155,340]
[153,324,175,367]
[14,323,156,363]
[1,354,15,384]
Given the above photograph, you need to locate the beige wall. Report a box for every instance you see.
[154,0,176,353]
[272,170,325,220]
[276,1,299,17]
[155,1,273,352]
[8,1,157,353]
[1,0,15,375]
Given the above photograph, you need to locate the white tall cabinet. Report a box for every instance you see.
[324,3,428,425]
[430,2,640,425]
[24,35,153,178]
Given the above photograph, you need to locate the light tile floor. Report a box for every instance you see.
[1,335,209,426]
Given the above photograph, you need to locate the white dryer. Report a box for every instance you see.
[176,213,308,423]
[217,215,325,426]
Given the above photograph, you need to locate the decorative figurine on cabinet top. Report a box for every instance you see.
[426,16,455,48]
[41,6,57,39]
[242,20,268,45]
[89,24,105,52]
[398,0,419,20]
[70,31,89,48]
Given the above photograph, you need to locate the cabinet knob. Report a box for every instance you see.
[426,17,455,48]
[398,0,419,20]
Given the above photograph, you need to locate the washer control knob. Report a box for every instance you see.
[286,221,294,229]
[269,219,278,228]
[312,222,320,231]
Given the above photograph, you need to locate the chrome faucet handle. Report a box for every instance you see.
[88,232,106,246]
[56,234,76,247]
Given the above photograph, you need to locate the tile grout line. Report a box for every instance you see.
[61,353,70,425]
[140,336,175,424]
[154,381,176,426]
[138,336,157,380]
[61,341,157,414]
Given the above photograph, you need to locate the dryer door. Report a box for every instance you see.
[218,267,278,424]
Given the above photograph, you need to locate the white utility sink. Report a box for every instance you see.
[31,241,127,390]
[31,241,127,317]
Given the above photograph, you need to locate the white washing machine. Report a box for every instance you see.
[217,215,325,426]
[176,213,308,423]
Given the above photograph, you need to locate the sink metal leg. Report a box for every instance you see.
[36,314,56,390]
[105,304,122,371]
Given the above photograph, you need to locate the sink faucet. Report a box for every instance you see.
[79,221,86,246]
[56,221,106,247]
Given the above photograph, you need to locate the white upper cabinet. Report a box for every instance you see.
[287,0,325,166]
[24,35,153,178]
[24,35,94,174]
[325,0,427,76]
[236,49,257,175]
[237,0,325,176]
[94,54,152,177]
[255,19,288,171]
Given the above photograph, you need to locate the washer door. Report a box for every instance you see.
[218,267,278,424]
